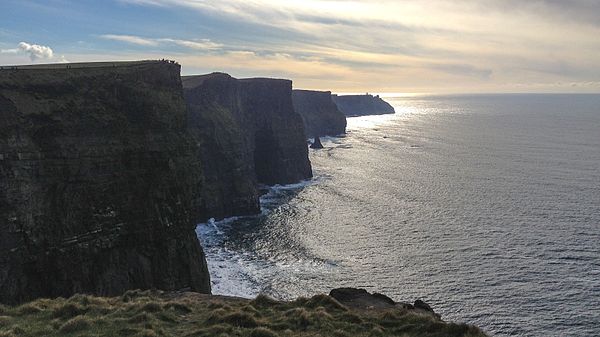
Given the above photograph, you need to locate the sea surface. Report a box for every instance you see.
[196,94,600,337]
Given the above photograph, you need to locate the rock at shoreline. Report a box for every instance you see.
[310,136,324,149]
[332,93,395,117]
[292,89,347,138]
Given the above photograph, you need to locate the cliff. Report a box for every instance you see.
[292,89,347,138]
[0,61,210,304]
[332,94,395,117]
[0,289,488,337]
[183,73,312,189]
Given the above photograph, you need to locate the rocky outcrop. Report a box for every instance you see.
[292,89,346,137]
[332,94,395,116]
[183,73,312,189]
[310,136,324,149]
[329,288,440,319]
[0,61,211,304]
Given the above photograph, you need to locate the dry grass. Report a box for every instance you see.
[0,290,488,337]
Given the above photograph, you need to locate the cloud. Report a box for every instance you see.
[157,38,223,50]
[100,34,158,46]
[17,42,54,61]
[110,0,600,92]
[0,48,19,54]
[100,34,223,50]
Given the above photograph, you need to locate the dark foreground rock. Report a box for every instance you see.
[292,89,347,137]
[330,288,440,319]
[0,290,489,336]
[183,73,313,189]
[332,93,395,116]
[0,61,210,304]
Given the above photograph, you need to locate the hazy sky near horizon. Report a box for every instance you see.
[1,0,599,93]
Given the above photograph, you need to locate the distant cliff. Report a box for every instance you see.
[0,61,210,304]
[332,94,395,117]
[183,73,312,191]
[292,89,347,138]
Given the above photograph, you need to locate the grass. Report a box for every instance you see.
[0,290,488,337]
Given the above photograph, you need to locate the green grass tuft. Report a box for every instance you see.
[249,327,279,337]
[59,316,92,333]
[52,303,87,319]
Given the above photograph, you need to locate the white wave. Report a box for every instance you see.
[195,178,322,299]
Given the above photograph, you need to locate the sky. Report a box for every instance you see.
[1,0,599,93]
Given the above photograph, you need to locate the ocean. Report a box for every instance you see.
[196,94,600,337]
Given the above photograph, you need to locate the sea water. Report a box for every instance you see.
[196,94,600,337]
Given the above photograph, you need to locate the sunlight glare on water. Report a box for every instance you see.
[198,94,600,337]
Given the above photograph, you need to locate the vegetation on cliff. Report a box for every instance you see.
[0,290,487,337]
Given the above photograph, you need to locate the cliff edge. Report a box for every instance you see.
[292,89,347,138]
[0,61,211,304]
[332,94,395,117]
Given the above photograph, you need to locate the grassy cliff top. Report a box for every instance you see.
[0,290,487,337]
[0,60,173,70]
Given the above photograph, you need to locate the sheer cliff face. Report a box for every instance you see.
[0,62,210,304]
[292,90,347,138]
[183,73,312,188]
[332,94,395,117]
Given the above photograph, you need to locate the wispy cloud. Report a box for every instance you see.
[100,34,159,46]
[100,34,223,50]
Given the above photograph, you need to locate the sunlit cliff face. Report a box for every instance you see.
[1,0,599,93]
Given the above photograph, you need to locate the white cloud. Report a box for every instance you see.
[18,42,54,61]
[100,34,159,46]
[158,38,223,50]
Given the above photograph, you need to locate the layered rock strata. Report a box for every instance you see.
[183,73,313,189]
[0,61,210,304]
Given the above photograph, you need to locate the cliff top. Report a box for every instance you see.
[293,89,333,95]
[0,60,176,71]
[182,72,292,89]
[0,290,488,337]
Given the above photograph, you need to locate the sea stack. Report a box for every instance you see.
[311,136,324,149]
[0,61,211,304]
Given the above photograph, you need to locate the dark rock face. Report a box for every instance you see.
[414,299,434,312]
[183,73,312,188]
[332,94,395,117]
[329,288,439,318]
[292,90,346,137]
[329,288,396,309]
[0,61,210,304]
